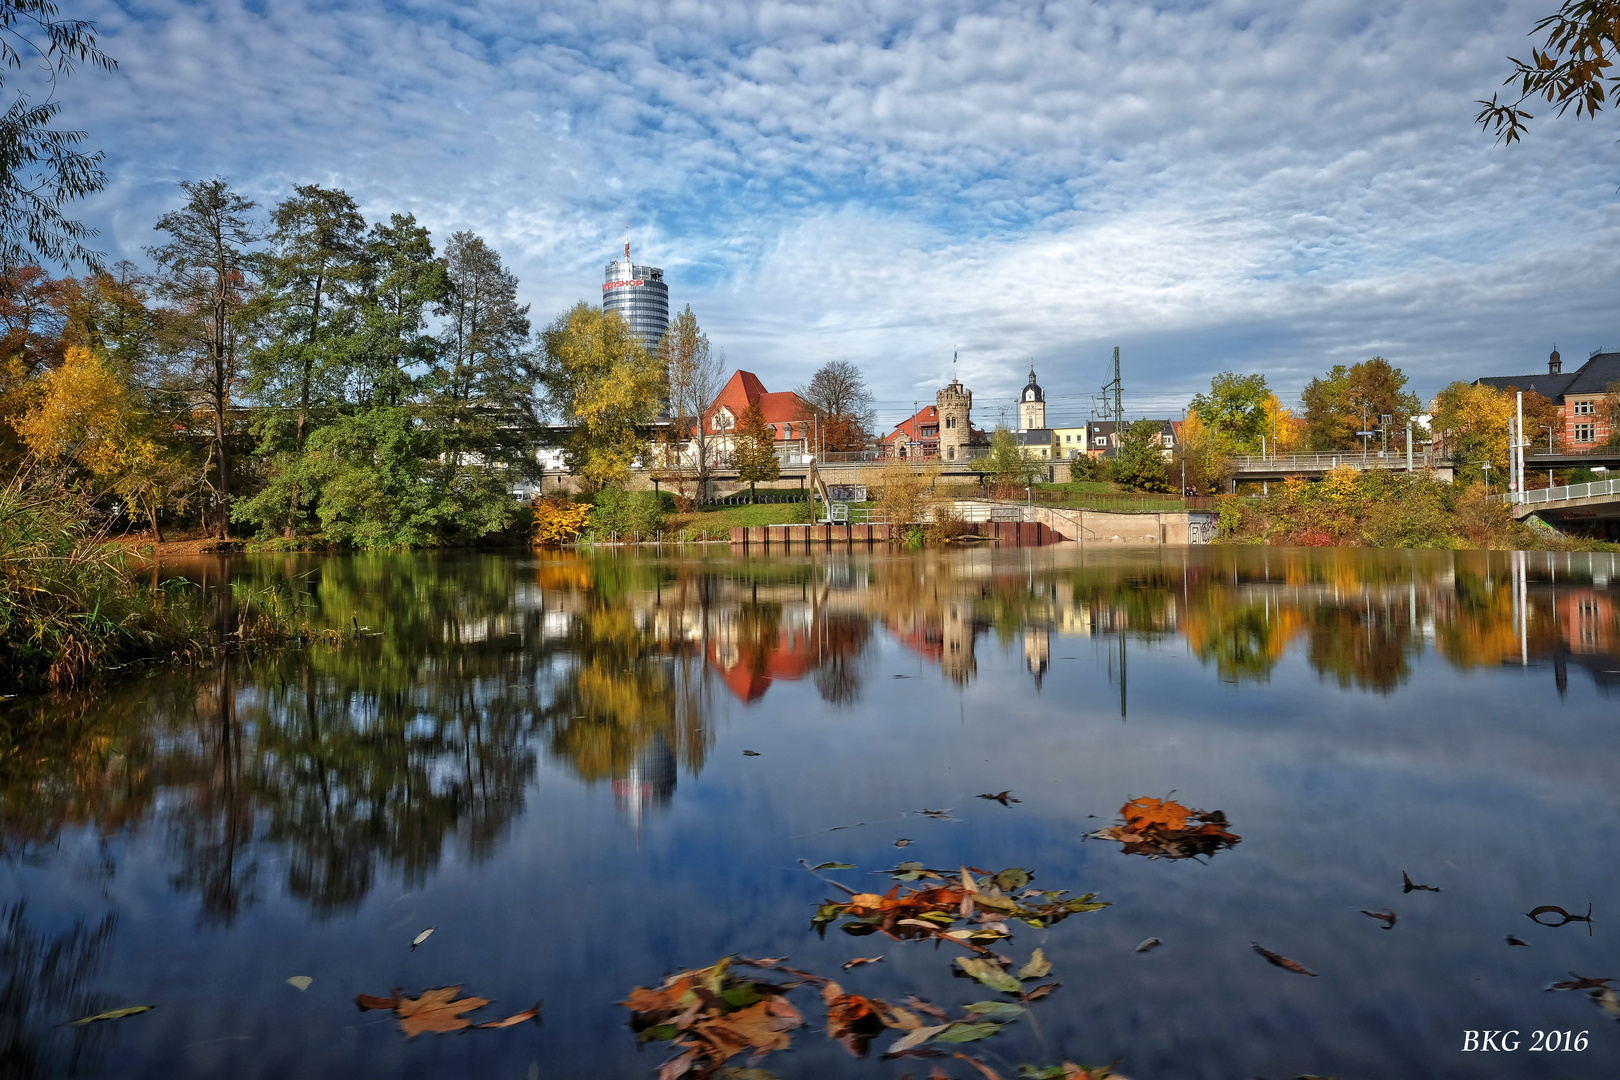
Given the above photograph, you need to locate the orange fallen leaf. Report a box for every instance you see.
[396,986,492,1036]
[472,1002,542,1028]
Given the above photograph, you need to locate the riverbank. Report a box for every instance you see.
[1213,468,1617,550]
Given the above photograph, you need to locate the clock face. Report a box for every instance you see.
[1024,390,1034,401]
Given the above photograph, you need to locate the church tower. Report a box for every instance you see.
[1019,366,1046,430]
[937,379,972,462]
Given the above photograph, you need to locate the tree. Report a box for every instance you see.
[16,343,188,539]
[421,231,538,537]
[1172,410,1233,495]
[1432,381,1513,484]
[539,301,661,492]
[732,400,779,502]
[1189,371,1270,451]
[1260,392,1302,454]
[1477,1,1619,145]
[796,359,874,452]
[238,185,367,537]
[1604,381,1620,446]
[1112,419,1172,492]
[149,179,260,539]
[658,304,722,505]
[0,0,117,267]
[985,426,1040,494]
[1301,357,1419,451]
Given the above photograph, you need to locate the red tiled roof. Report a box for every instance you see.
[880,405,941,445]
[699,370,807,440]
[707,628,813,702]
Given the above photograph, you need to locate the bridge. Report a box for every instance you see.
[1228,449,1435,481]
[1508,477,1620,524]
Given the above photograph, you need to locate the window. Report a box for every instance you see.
[1163,436,1174,447]
[1575,422,1596,443]
[1575,400,1595,415]
[945,416,955,429]
[1094,436,1107,446]
[712,409,733,431]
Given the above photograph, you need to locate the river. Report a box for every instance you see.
[1,546,1616,1079]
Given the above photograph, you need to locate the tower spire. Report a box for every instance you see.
[624,226,630,263]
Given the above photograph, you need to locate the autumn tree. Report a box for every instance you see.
[0,0,118,267]
[1172,411,1233,495]
[1189,371,1270,451]
[796,359,874,452]
[1301,357,1420,451]
[1261,392,1302,454]
[731,400,779,502]
[1602,381,1620,446]
[17,344,188,539]
[1477,0,1620,145]
[539,301,661,492]
[658,304,723,506]
[149,179,261,539]
[1432,381,1513,484]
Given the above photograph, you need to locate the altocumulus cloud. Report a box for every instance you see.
[59,0,1620,426]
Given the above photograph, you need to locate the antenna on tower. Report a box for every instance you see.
[624,225,630,263]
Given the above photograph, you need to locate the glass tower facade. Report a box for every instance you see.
[602,252,670,353]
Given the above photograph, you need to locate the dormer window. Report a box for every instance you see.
[712,408,734,431]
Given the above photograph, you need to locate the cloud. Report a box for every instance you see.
[56,0,1620,427]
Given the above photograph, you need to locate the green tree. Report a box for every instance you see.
[419,231,538,538]
[986,426,1040,492]
[300,215,449,547]
[1188,371,1270,451]
[1477,1,1619,145]
[237,186,367,537]
[732,400,780,502]
[539,301,661,491]
[1112,419,1172,492]
[149,179,261,539]
[0,0,118,267]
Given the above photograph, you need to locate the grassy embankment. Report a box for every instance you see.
[1215,468,1614,550]
[0,482,206,692]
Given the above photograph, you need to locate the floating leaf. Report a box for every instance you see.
[396,986,491,1036]
[886,1023,949,1054]
[411,927,435,949]
[355,993,398,1011]
[995,868,1031,892]
[1021,983,1058,1002]
[1595,987,1620,1020]
[935,1021,1003,1042]
[841,956,882,971]
[67,1005,152,1026]
[1251,943,1317,977]
[1527,903,1592,927]
[1018,949,1051,981]
[1134,938,1162,953]
[894,839,912,848]
[473,1003,541,1029]
[1089,797,1239,861]
[1506,935,1528,946]
[743,750,761,756]
[812,862,854,871]
[963,1001,1026,1020]
[1360,909,1396,930]
[1547,972,1613,991]
[977,791,1021,806]
[956,957,1021,994]
[286,976,313,992]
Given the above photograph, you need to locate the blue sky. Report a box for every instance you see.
[59,0,1620,430]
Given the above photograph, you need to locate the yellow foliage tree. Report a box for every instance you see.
[16,345,189,539]
[1261,392,1302,453]
[538,303,664,491]
[1432,381,1513,483]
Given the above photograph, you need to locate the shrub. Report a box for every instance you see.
[532,496,591,546]
[589,488,666,540]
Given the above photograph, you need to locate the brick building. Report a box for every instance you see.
[1476,347,1620,449]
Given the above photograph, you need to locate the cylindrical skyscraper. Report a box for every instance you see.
[602,240,670,353]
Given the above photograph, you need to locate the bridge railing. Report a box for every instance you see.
[1509,478,1620,506]
[1229,450,1432,472]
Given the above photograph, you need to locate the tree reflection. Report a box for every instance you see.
[0,903,117,1079]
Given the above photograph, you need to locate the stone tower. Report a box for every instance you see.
[937,379,972,461]
[1019,366,1046,431]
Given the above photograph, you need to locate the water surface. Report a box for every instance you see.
[2,546,1617,1079]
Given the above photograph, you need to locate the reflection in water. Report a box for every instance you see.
[0,547,1616,925]
[0,903,117,1079]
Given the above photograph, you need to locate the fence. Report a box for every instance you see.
[1229,450,1432,472]
[704,491,810,506]
[1508,478,1620,506]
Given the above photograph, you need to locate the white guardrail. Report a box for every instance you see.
[1509,478,1620,506]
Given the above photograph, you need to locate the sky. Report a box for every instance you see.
[48,0,1620,431]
